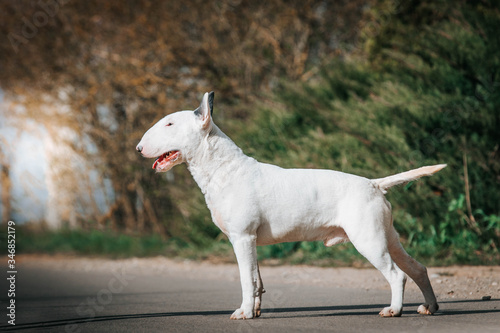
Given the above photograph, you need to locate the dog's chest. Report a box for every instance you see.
[205,195,231,235]
[209,206,228,235]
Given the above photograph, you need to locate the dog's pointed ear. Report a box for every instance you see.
[207,91,214,116]
[195,91,214,130]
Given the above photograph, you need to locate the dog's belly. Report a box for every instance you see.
[255,199,341,245]
[256,223,349,246]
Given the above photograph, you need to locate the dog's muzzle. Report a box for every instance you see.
[136,145,143,153]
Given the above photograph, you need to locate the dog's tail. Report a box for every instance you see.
[373,164,447,194]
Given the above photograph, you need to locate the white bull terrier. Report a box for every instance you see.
[136,91,444,319]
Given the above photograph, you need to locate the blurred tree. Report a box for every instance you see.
[0,0,367,237]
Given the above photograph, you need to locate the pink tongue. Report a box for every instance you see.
[152,156,163,169]
[152,152,178,170]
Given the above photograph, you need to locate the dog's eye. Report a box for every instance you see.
[166,123,173,127]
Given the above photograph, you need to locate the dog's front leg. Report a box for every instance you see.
[230,235,259,320]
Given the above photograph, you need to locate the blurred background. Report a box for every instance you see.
[0,0,498,265]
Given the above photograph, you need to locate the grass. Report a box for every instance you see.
[7,226,232,261]
[6,220,498,267]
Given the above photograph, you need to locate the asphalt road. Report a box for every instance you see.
[1,259,499,332]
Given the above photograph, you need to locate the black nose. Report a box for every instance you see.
[136,145,143,153]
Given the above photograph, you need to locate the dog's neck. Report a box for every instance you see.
[185,123,254,197]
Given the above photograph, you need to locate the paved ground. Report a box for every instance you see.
[1,256,499,332]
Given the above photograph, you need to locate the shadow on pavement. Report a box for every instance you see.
[1,299,498,331]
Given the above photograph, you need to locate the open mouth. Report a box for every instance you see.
[152,151,180,171]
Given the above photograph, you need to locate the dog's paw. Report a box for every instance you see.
[379,306,402,317]
[417,303,438,315]
[230,308,254,320]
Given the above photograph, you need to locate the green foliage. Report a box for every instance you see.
[12,226,234,260]
[233,0,500,265]
[14,228,166,258]
[237,57,499,264]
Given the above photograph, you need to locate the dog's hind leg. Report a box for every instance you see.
[348,224,407,317]
[387,231,439,315]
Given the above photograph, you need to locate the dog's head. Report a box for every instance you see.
[136,91,214,172]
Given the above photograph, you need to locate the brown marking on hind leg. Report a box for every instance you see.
[254,264,265,317]
[388,232,439,315]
